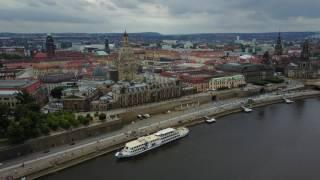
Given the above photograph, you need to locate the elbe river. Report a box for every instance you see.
[42,98,320,180]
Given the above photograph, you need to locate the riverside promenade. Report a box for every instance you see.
[0,90,319,180]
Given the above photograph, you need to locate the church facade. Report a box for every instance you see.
[286,40,319,79]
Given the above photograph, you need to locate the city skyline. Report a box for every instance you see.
[1,0,320,34]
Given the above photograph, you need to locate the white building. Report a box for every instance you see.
[0,90,19,108]
[162,40,177,45]
[209,75,246,90]
[184,41,194,49]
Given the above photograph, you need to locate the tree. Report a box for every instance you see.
[47,114,60,131]
[7,122,25,144]
[25,102,41,112]
[64,112,79,127]
[99,113,107,121]
[59,119,71,130]
[19,117,41,138]
[78,115,89,125]
[16,91,35,105]
[40,122,50,135]
[86,114,93,121]
[14,104,31,120]
[0,104,11,137]
[50,86,64,99]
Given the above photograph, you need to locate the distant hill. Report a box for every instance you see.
[0,32,316,43]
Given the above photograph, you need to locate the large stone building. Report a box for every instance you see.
[0,79,48,107]
[286,40,319,79]
[0,69,21,80]
[218,63,274,83]
[209,75,246,90]
[62,85,101,112]
[286,61,319,79]
[115,31,138,82]
[0,90,18,108]
[38,73,76,94]
[61,80,113,112]
[0,46,26,56]
[112,80,182,108]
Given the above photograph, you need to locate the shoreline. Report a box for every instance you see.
[1,90,319,180]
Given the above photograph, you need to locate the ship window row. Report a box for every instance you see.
[161,132,178,138]
[132,144,144,149]
[162,134,180,142]
[161,132,176,136]
[131,146,146,152]
[131,143,149,151]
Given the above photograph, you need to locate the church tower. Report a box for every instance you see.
[123,30,129,47]
[274,32,283,56]
[301,40,310,61]
[46,34,55,57]
[116,31,137,82]
[105,38,110,54]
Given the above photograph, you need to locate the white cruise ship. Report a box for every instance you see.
[115,127,189,158]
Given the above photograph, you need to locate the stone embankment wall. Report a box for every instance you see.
[0,119,123,162]
[0,87,251,162]
[0,90,319,180]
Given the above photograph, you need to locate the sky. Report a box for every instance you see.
[0,0,320,34]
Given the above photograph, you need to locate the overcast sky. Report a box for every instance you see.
[0,0,320,34]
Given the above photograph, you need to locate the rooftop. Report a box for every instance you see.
[155,128,175,136]
[0,90,19,96]
[0,79,37,89]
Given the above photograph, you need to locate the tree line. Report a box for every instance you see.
[0,91,100,144]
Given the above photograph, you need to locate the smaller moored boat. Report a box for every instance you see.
[283,98,294,104]
[206,118,216,123]
[241,106,253,113]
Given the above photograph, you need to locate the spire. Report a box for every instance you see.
[301,39,310,61]
[123,30,129,47]
[105,38,110,54]
[274,31,283,56]
[46,33,55,57]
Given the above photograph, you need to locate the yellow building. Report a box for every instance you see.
[209,75,246,90]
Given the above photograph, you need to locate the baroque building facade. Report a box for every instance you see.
[112,80,182,108]
[286,40,319,79]
[209,75,246,90]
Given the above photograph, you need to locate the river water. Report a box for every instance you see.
[42,98,320,180]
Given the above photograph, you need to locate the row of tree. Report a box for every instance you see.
[0,53,25,60]
[0,91,96,144]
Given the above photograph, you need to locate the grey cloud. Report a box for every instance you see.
[0,0,320,33]
[38,0,58,7]
[0,8,102,23]
[228,0,320,19]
